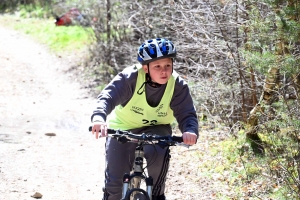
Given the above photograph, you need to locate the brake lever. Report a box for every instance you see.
[175,142,190,149]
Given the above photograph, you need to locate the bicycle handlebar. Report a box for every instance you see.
[88,126,187,147]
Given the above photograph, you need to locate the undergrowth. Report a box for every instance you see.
[197,125,299,199]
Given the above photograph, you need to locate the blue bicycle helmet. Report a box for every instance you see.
[137,38,176,65]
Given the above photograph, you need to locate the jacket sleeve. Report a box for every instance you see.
[91,67,138,122]
[171,76,199,136]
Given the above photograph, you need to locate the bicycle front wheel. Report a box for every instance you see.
[133,192,149,200]
[125,188,150,200]
[127,177,150,200]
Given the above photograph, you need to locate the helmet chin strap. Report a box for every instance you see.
[136,64,161,95]
[146,63,161,88]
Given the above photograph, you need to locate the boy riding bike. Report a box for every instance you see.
[91,38,198,200]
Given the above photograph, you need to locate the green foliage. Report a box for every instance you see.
[227,130,300,198]
[243,5,300,194]
[201,130,267,198]
[0,0,19,13]
[197,124,300,199]
[0,0,53,15]
[254,97,300,197]
[243,51,277,74]
[243,0,300,74]
[17,5,48,18]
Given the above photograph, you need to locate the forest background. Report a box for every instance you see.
[1,0,300,199]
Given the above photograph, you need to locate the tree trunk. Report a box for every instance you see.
[106,0,111,66]
[245,66,280,154]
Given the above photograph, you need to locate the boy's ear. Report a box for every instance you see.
[142,65,148,73]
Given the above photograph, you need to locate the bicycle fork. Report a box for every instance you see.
[121,147,153,200]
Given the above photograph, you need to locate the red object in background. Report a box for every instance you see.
[55,8,82,26]
[55,14,72,26]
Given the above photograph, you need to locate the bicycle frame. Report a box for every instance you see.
[121,142,153,200]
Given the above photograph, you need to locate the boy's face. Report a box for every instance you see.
[142,58,173,84]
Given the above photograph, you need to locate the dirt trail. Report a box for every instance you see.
[0,26,105,200]
[0,26,217,200]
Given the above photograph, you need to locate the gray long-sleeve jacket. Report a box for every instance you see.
[91,65,199,136]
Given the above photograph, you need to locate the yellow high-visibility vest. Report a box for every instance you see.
[108,64,178,130]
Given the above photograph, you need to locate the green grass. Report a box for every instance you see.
[193,127,300,199]
[0,15,93,54]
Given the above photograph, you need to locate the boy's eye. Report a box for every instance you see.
[152,64,172,69]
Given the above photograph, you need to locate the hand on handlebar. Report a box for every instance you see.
[182,132,197,145]
[91,122,108,139]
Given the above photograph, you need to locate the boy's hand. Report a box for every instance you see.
[91,122,107,139]
[182,132,197,145]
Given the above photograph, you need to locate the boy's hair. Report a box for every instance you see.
[137,38,176,65]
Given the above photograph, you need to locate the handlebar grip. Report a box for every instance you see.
[172,136,183,143]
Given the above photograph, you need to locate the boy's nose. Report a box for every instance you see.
[161,67,168,73]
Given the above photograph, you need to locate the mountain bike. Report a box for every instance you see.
[89,126,189,200]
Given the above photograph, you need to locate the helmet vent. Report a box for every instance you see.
[137,38,176,65]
